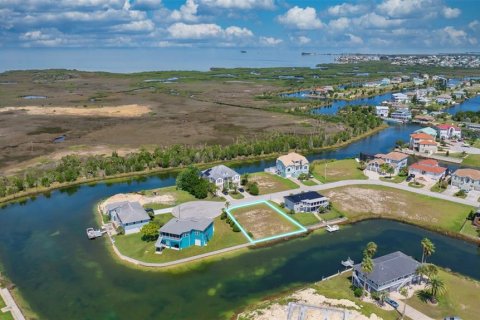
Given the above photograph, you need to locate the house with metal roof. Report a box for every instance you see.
[201,165,240,189]
[353,251,421,293]
[413,127,437,138]
[155,217,214,251]
[284,191,329,213]
[105,201,151,234]
[276,152,309,178]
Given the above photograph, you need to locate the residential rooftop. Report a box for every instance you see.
[160,217,213,236]
[284,191,327,203]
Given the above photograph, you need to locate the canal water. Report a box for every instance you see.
[0,93,479,319]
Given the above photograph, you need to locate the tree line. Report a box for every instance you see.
[0,107,383,198]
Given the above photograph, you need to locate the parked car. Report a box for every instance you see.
[238,188,244,193]
[406,174,415,182]
[444,317,462,320]
[384,298,399,309]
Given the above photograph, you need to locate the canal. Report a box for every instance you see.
[0,93,479,319]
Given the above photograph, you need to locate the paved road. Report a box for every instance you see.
[401,148,463,163]
[171,201,225,219]
[396,300,435,320]
[0,288,25,320]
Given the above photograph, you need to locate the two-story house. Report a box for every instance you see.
[409,132,438,154]
[436,124,461,140]
[451,168,480,191]
[408,159,447,181]
[201,165,240,190]
[155,217,214,252]
[366,152,409,174]
[284,191,329,213]
[276,152,309,178]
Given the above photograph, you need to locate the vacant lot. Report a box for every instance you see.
[0,70,341,171]
[311,159,366,183]
[324,185,473,233]
[230,203,299,239]
[114,216,247,263]
[406,269,479,320]
[249,172,299,195]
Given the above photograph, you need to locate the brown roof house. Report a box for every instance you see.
[366,152,409,175]
[451,168,480,191]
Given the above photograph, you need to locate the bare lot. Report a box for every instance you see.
[0,70,340,171]
[231,203,298,239]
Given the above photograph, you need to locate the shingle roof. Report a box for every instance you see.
[277,152,308,166]
[160,217,213,236]
[375,152,409,161]
[353,251,420,287]
[201,165,239,181]
[106,201,150,224]
[284,191,326,203]
[453,168,480,180]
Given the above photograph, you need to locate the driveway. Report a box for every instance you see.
[449,141,480,154]
[466,190,480,202]
[171,201,225,219]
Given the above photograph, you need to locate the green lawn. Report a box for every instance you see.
[269,201,320,226]
[460,221,479,239]
[249,172,299,195]
[408,181,425,188]
[430,182,447,193]
[153,213,175,225]
[229,192,244,199]
[380,175,407,183]
[318,206,345,221]
[142,186,224,210]
[114,217,248,263]
[324,185,473,234]
[0,295,13,320]
[406,269,479,320]
[312,272,400,320]
[311,159,367,183]
[300,179,317,186]
[462,154,480,167]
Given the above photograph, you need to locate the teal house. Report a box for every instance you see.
[414,127,437,138]
[155,217,214,252]
[275,152,309,178]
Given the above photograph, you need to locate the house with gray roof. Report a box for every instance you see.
[105,201,150,234]
[201,165,240,190]
[155,217,214,252]
[353,251,421,293]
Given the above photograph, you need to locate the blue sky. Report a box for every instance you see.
[0,0,479,52]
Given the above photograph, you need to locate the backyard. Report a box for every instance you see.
[311,159,367,183]
[140,186,223,210]
[248,172,299,195]
[0,295,13,320]
[461,154,480,167]
[113,216,248,263]
[323,185,473,235]
[406,269,479,320]
[229,202,302,239]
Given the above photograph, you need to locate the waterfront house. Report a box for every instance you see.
[408,160,446,181]
[451,168,480,191]
[392,92,409,103]
[413,115,435,124]
[375,105,389,118]
[466,123,480,131]
[390,109,412,121]
[155,217,214,252]
[284,191,329,213]
[436,124,461,140]
[473,209,480,227]
[381,78,391,86]
[366,152,409,174]
[106,201,151,235]
[436,94,453,104]
[276,152,309,178]
[413,77,425,86]
[409,133,437,154]
[201,164,240,190]
[413,127,437,137]
[353,251,421,293]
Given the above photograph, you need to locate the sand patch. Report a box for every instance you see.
[232,205,296,238]
[101,193,175,212]
[240,288,383,320]
[0,104,151,117]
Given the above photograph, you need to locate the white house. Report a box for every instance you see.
[409,132,437,154]
[276,152,309,178]
[105,201,151,234]
[353,251,421,293]
[375,105,389,118]
[451,168,480,191]
[392,92,409,103]
[201,165,240,190]
[408,159,446,181]
[436,124,461,140]
[366,152,409,174]
[284,191,329,213]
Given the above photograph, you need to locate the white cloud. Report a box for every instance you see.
[199,0,275,10]
[353,12,404,28]
[259,36,282,46]
[297,36,311,44]
[111,20,154,32]
[167,22,252,39]
[327,3,366,16]
[20,29,65,46]
[469,20,480,31]
[438,26,468,45]
[442,6,461,19]
[130,0,162,11]
[170,0,198,22]
[378,0,435,18]
[278,6,323,30]
[346,33,363,45]
[329,17,350,31]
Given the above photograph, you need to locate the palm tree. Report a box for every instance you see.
[415,264,429,284]
[364,242,378,258]
[225,201,230,210]
[426,276,446,303]
[361,256,374,296]
[421,238,436,263]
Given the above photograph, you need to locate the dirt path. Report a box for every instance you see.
[0,104,151,117]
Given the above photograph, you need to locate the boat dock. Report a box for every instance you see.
[86,227,106,239]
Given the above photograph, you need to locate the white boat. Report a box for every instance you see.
[86,227,106,239]
[326,224,339,232]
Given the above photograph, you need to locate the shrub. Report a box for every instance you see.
[232,224,240,232]
[141,222,160,242]
[289,209,295,215]
[116,226,125,235]
[247,182,259,195]
[280,202,285,208]
[353,287,363,298]
[220,211,227,220]
[247,231,254,238]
